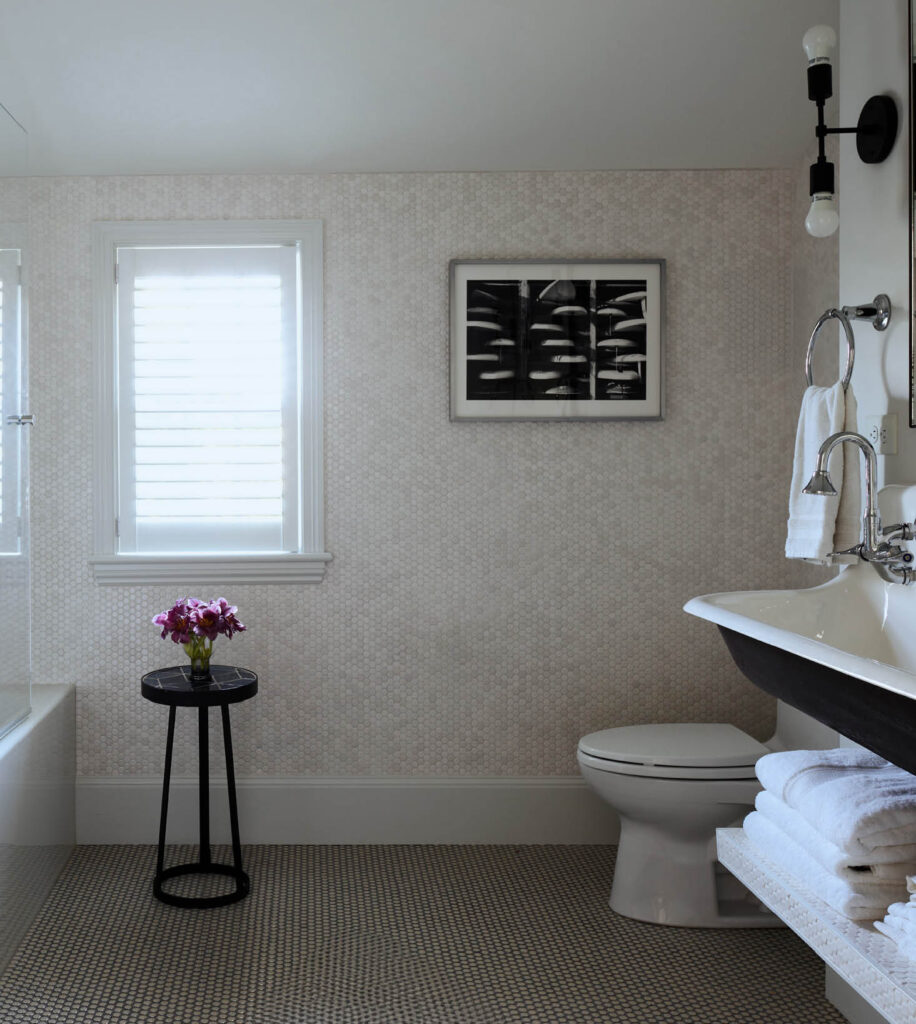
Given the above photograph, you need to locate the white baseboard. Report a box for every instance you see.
[76,776,620,845]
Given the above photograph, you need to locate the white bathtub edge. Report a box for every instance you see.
[0,684,73,762]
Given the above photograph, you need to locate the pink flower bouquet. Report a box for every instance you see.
[153,597,246,681]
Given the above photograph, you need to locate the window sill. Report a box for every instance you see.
[89,553,332,586]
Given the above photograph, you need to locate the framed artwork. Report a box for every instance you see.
[449,259,665,421]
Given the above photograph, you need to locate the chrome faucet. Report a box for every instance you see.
[802,430,915,583]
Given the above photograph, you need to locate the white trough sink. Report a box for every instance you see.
[684,563,916,703]
[685,484,916,705]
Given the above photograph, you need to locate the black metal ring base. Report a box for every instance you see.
[153,862,250,909]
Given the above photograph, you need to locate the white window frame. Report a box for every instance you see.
[89,219,330,586]
[0,231,27,561]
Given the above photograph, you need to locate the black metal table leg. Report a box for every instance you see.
[222,704,250,899]
[199,706,211,868]
[153,706,176,891]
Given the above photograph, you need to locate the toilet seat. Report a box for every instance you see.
[577,723,769,780]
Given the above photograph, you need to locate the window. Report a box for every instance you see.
[0,245,22,556]
[90,220,329,585]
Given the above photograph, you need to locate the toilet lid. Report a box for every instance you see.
[578,724,770,769]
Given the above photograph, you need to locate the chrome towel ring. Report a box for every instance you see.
[806,308,855,390]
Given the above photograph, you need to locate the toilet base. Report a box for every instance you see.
[610,818,781,928]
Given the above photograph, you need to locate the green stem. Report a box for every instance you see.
[182,636,214,662]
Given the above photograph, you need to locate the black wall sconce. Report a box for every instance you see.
[804,24,898,237]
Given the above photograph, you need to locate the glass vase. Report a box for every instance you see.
[183,638,214,684]
[188,652,212,683]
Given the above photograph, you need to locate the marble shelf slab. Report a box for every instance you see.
[717,828,916,1024]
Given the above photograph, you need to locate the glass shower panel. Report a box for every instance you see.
[0,106,30,738]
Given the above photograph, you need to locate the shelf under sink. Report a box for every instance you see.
[717,828,916,1024]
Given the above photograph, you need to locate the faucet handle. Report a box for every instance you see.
[882,522,915,541]
[859,542,915,571]
[829,544,865,561]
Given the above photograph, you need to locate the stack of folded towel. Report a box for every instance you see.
[743,747,916,920]
[875,880,916,958]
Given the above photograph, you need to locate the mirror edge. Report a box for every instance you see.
[911,0,915,426]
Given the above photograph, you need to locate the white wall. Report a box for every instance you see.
[839,0,912,485]
[26,169,810,786]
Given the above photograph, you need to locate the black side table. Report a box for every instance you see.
[141,665,258,909]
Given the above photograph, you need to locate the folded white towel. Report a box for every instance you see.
[756,748,889,800]
[785,382,860,562]
[874,918,916,959]
[755,791,916,879]
[743,811,904,919]
[755,748,916,855]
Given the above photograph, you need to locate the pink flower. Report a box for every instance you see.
[214,597,246,638]
[151,599,194,644]
[194,602,222,641]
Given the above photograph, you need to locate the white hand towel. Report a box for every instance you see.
[756,748,889,801]
[874,918,916,959]
[756,749,916,855]
[755,791,916,878]
[743,811,904,919]
[785,382,860,562]
[835,385,861,552]
[875,918,906,942]
[884,901,916,936]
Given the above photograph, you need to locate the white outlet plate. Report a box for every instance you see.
[863,414,897,455]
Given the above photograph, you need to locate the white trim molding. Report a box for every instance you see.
[90,218,328,587]
[89,552,332,586]
[76,775,620,845]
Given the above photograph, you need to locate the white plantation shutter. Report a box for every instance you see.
[117,245,299,554]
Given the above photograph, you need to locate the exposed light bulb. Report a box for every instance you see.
[803,24,836,63]
[805,193,839,237]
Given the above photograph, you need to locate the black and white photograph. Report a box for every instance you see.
[450,259,664,421]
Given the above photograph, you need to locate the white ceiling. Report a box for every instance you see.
[0,0,838,176]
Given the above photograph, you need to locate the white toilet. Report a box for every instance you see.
[577,722,780,928]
